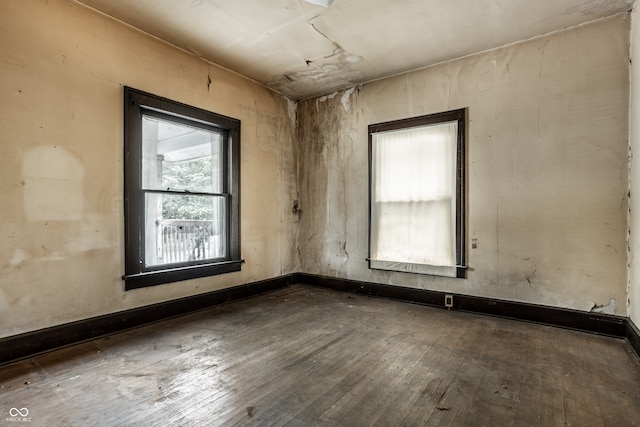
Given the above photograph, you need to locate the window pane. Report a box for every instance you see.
[370,121,457,268]
[144,193,226,266]
[373,121,457,202]
[124,87,242,289]
[371,199,454,266]
[142,115,224,193]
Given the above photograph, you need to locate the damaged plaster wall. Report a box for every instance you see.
[298,14,630,314]
[629,5,640,325]
[0,0,298,338]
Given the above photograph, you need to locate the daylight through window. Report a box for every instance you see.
[368,109,466,278]
[123,87,241,289]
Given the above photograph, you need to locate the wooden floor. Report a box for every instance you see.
[1,285,639,426]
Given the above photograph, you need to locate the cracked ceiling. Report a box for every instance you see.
[75,0,634,100]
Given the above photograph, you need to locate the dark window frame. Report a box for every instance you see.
[123,87,241,290]
[368,108,467,279]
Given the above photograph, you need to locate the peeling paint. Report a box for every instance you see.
[269,14,366,99]
[315,91,338,111]
[286,97,297,128]
[305,17,360,65]
[341,241,349,259]
[298,15,628,313]
[525,265,537,287]
[590,298,617,314]
[340,87,356,112]
[267,47,364,100]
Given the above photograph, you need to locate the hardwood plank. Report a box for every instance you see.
[1,285,639,426]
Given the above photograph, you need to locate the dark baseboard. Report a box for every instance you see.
[628,318,640,360]
[3,272,638,366]
[296,273,628,338]
[0,274,296,367]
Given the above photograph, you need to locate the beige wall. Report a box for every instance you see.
[0,1,633,340]
[630,6,640,325]
[0,0,298,338]
[298,14,630,314]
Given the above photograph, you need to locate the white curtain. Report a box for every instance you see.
[371,121,457,273]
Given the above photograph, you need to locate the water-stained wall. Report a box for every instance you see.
[0,0,298,338]
[298,15,630,314]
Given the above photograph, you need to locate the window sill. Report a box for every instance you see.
[123,260,243,290]
[369,259,466,279]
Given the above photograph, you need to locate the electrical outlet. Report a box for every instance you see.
[445,294,454,309]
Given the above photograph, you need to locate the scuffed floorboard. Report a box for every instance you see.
[1,285,639,426]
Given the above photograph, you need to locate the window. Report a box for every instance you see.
[368,109,466,278]
[123,87,241,290]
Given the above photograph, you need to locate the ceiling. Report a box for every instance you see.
[76,0,634,100]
